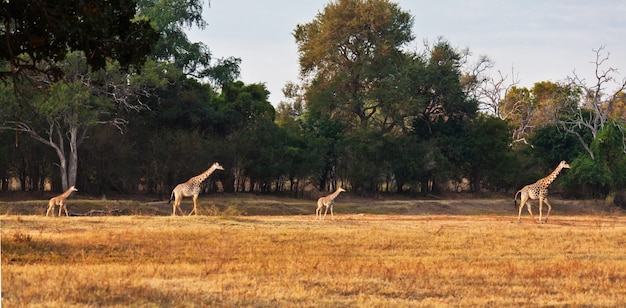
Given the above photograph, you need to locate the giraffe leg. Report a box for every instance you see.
[177,199,185,215]
[173,194,184,216]
[526,201,536,223]
[538,197,544,223]
[543,198,553,223]
[60,202,69,217]
[518,194,531,222]
[189,195,198,216]
[323,204,329,220]
[330,203,334,220]
[46,202,54,217]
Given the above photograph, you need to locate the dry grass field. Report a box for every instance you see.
[2,195,626,306]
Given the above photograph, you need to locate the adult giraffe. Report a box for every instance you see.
[169,162,224,216]
[515,160,570,223]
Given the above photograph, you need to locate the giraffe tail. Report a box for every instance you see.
[169,190,174,204]
[513,190,520,208]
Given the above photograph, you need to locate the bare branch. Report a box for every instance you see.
[476,66,520,119]
[559,46,626,159]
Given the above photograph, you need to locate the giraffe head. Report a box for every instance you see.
[337,187,346,193]
[69,186,78,192]
[559,160,571,169]
[212,162,225,171]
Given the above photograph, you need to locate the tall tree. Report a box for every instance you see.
[560,47,626,159]
[499,82,579,146]
[462,115,514,192]
[568,121,626,203]
[403,40,483,193]
[1,53,160,190]
[411,40,478,125]
[212,81,276,192]
[294,0,414,130]
[0,0,158,80]
[137,0,240,86]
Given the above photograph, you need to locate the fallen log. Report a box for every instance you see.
[69,209,126,216]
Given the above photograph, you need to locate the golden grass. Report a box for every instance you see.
[3,213,626,307]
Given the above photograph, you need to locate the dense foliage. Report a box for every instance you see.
[0,0,624,204]
[0,0,159,79]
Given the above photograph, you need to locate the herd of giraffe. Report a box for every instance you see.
[43,161,570,223]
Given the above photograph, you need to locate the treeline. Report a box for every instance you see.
[1,0,625,204]
[1,68,623,199]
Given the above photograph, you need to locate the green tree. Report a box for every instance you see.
[0,129,55,191]
[569,121,626,203]
[217,81,275,134]
[122,68,222,195]
[302,111,346,191]
[530,123,587,168]
[276,82,306,126]
[405,41,480,193]
[211,81,276,192]
[1,0,231,193]
[560,47,626,160]
[0,0,158,79]
[136,0,241,85]
[294,0,414,130]
[384,134,421,192]
[592,122,626,202]
[1,53,161,190]
[409,40,479,127]
[499,82,579,146]
[462,115,514,192]
[340,128,387,192]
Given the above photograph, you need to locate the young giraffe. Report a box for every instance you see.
[515,160,570,223]
[46,186,78,217]
[169,162,224,216]
[316,187,346,220]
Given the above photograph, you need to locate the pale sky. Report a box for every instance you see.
[187,1,626,105]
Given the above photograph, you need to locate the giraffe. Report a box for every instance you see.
[169,162,224,216]
[46,186,78,217]
[316,187,346,220]
[515,160,570,223]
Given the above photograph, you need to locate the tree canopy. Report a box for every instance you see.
[0,0,159,79]
[137,0,241,85]
[295,0,414,130]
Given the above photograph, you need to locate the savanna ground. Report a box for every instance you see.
[2,193,626,307]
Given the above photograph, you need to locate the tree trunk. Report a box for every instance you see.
[68,125,79,190]
[25,119,81,192]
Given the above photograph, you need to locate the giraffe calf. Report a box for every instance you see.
[46,186,78,217]
[316,187,346,220]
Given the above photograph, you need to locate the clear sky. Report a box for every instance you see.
[187,1,626,105]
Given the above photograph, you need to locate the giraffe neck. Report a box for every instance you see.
[191,165,219,184]
[60,187,74,198]
[540,165,565,186]
[328,189,343,201]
